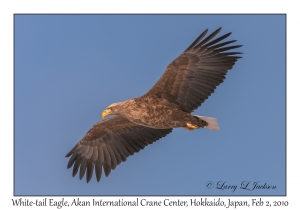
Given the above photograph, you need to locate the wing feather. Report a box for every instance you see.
[86,161,94,183]
[79,158,87,180]
[194,27,222,48]
[72,156,81,177]
[95,161,102,182]
[102,144,112,176]
[91,146,98,162]
[66,116,172,182]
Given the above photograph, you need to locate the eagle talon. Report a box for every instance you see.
[184,126,195,131]
[186,123,199,130]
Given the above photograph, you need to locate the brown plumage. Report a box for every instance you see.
[66,27,242,183]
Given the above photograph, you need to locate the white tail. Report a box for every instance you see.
[195,115,220,130]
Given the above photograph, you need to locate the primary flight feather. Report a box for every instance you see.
[66,27,242,183]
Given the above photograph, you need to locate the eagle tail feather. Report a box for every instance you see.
[195,115,220,130]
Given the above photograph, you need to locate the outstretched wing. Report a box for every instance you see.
[143,27,242,113]
[65,116,172,183]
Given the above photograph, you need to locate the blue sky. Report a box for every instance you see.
[14,15,285,196]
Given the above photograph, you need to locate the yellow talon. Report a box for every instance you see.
[184,126,195,131]
[186,123,198,129]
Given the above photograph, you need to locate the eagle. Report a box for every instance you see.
[65,27,242,183]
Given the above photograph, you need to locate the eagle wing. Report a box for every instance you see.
[66,115,172,183]
[143,27,242,113]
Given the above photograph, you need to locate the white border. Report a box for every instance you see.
[1,0,296,209]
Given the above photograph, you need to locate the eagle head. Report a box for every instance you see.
[102,102,122,119]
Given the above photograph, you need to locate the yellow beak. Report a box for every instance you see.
[102,109,111,119]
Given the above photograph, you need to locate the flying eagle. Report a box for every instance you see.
[66,27,242,183]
